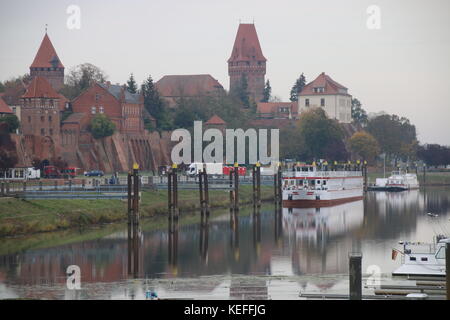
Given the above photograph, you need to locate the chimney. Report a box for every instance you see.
[106,81,111,88]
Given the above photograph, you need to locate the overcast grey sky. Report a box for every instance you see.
[1,0,449,145]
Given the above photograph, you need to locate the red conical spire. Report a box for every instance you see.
[30,33,64,69]
[228,24,266,63]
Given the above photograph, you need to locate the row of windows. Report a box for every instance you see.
[305,98,326,107]
[91,106,104,114]
[313,87,325,93]
[40,128,54,136]
[28,115,54,122]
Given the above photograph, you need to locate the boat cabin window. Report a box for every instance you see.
[421,257,428,262]
[310,180,315,186]
[323,180,327,185]
[436,247,446,259]
[316,180,321,185]
[409,257,416,261]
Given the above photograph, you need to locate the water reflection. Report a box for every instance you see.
[0,187,449,299]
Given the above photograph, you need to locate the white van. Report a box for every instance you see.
[187,163,223,176]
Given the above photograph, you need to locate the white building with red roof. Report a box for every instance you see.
[298,72,352,123]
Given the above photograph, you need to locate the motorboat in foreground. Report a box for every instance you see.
[392,236,448,277]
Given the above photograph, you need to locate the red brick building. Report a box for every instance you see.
[156,74,224,108]
[71,81,144,134]
[228,24,266,103]
[29,33,65,91]
[20,76,61,141]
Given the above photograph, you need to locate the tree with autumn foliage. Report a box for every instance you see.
[349,131,380,163]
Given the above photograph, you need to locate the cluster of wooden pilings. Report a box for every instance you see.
[127,164,141,278]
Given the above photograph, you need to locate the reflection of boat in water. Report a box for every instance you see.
[392,236,448,277]
[282,164,363,208]
[282,200,364,243]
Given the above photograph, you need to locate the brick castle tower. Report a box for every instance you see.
[30,32,64,91]
[228,23,266,103]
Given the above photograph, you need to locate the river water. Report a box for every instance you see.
[0,187,449,300]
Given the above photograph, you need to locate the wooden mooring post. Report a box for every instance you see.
[127,163,141,277]
[274,163,282,206]
[363,160,368,192]
[447,243,450,300]
[198,167,210,227]
[168,163,179,234]
[349,253,363,300]
[233,162,239,212]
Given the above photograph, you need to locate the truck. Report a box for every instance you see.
[187,163,224,176]
[43,166,78,179]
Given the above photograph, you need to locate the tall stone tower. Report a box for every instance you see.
[30,33,65,91]
[228,23,266,103]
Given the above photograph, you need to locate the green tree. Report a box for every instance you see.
[0,122,18,170]
[126,73,138,94]
[351,98,368,126]
[0,114,19,133]
[60,63,108,99]
[295,107,346,160]
[0,81,4,93]
[262,80,271,102]
[290,73,306,102]
[141,75,172,130]
[349,131,380,162]
[90,114,116,139]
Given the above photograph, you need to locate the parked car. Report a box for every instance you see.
[84,170,104,177]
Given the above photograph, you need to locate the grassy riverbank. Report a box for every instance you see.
[0,186,274,238]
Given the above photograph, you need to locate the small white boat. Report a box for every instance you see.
[392,236,448,277]
[385,170,419,191]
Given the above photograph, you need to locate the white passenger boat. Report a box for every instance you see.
[282,164,363,208]
[385,170,419,192]
[392,236,448,277]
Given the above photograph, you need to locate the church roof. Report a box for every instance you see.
[30,33,64,69]
[300,72,349,96]
[22,76,60,99]
[205,114,226,125]
[155,74,224,97]
[0,97,13,114]
[228,24,266,63]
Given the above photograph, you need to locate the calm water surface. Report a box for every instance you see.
[0,187,449,299]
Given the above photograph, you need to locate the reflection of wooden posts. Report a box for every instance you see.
[6,182,9,195]
[127,172,132,276]
[1,182,4,196]
[54,180,57,190]
[253,207,261,257]
[199,214,209,263]
[274,206,282,243]
[168,218,179,270]
[256,162,261,208]
[23,181,26,192]
[349,253,362,300]
[446,243,450,300]
[423,165,426,185]
[234,163,239,212]
[274,164,282,206]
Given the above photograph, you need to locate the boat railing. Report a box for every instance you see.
[403,242,437,255]
[282,171,362,178]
